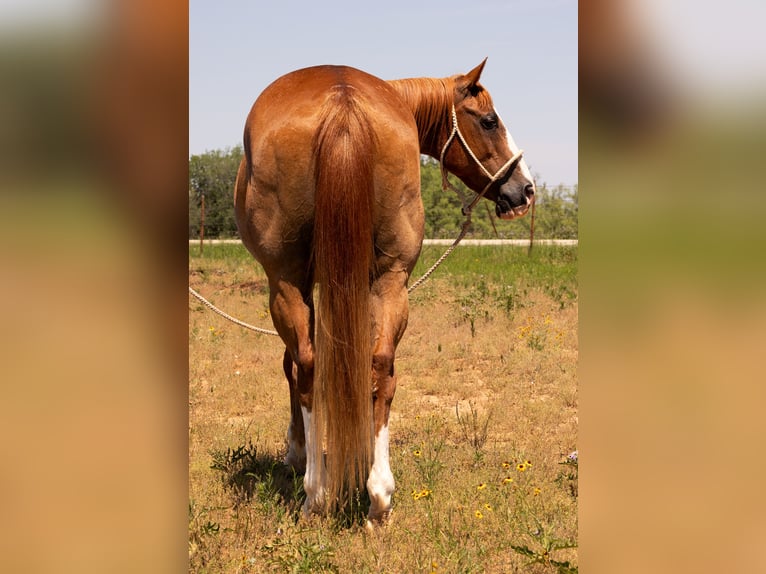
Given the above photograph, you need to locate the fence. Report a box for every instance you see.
[189,239,577,247]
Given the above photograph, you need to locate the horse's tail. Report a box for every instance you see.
[311,87,375,511]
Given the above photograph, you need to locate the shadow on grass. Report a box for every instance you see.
[210,441,372,527]
[210,441,304,513]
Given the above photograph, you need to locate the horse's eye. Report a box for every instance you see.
[480,114,498,130]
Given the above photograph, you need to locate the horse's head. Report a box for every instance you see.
[443,59,535,220]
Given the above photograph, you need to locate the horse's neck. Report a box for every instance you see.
[387,77,453,158]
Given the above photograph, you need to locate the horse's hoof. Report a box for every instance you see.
[365,510,392,531]
[302,503,318,522]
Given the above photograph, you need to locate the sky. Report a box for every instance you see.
[189,0,578,186]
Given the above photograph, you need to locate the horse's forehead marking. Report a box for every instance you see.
[495,107,534,182]
[495,107,520,155]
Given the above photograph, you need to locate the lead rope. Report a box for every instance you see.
[190,104,523,334]
[189,286,279,335]
[406,216,472,293]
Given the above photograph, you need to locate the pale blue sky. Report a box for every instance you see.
[190,0,577,186]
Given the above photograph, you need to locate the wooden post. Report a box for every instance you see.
[527,196,536,256]
[199,193,205,255]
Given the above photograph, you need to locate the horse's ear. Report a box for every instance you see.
[457,58,488,97]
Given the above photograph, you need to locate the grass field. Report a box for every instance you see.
[189,243,578,573]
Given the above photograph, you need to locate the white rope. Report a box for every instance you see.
[189,223,468,336]
[189,286,279,336]
[407,217,472,293]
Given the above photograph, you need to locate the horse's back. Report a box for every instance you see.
[236,66,422,269]
[245,65,419,187]
[250,65,414,129]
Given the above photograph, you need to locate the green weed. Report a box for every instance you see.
[411,415,447,492]
[455,401,492,465]
[263,529,338,573]
[210,440,305,514]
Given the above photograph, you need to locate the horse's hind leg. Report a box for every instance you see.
[366,271,410,526]
[282,349,306,473]
[268,277,324,514]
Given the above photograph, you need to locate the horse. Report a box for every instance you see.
[234,59,535,526]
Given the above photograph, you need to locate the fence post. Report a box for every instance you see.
[199,193,205,255]
[527,196,536,256]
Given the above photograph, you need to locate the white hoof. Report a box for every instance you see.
[365,510,392,531]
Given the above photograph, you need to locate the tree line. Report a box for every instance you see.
[189,146,577,240]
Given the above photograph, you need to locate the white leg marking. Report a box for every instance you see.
[284,421,306,472]
[301,406,325,516]
[366,424,395,522]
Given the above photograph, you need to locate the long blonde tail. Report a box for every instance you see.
[311,86,375,510]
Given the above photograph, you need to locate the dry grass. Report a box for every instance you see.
[189,244,578,573]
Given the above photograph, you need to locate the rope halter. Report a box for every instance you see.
[439,104,525,216]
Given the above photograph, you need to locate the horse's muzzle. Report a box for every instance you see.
[496,200,530,220]
[495,183,534,220]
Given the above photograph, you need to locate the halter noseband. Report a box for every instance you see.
[439,104,524,216]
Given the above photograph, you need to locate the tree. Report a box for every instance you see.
[188,148,577,240]
[531,184,578,239]
[419,157,465,237]
[418,157,578,239]
[189,146,243,238]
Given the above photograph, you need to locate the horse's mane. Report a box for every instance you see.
[388,77,452,139]
[388,75,492,155]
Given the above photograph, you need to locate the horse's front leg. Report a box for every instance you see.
[366,270,409,526]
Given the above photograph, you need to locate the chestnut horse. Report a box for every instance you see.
[234,59,534,525]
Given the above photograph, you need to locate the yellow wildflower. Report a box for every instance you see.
[474,510,483,519]
[476,482,487,491]
[412,488,431,500]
